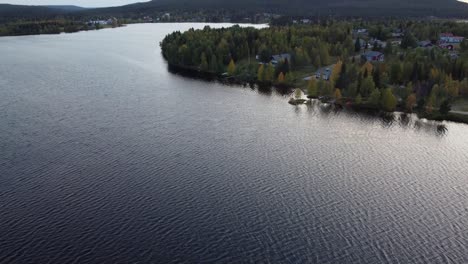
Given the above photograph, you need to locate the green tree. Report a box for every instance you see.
[355,94,362,105]
[390,63,402,84]
[360,76,376,97]
[369,89,381,107]
[439,100,452,115]
[401,31,417,49]
[355,37,361,52]
[200,52,208,71]
[209,54,219,73]
[265,63,275,82]
[307,78,318,98]
[381,88,397,111]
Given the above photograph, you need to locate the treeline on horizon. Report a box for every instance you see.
[2,0,468,25]
[161,20,468,115]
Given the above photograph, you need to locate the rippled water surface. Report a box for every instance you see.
[0,24,467,264]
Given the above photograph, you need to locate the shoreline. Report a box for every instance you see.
[167,63,468,126]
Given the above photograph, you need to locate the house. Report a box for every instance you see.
[440,33,465,43]
[449,52,460,59]
[391,40,402,46]
[270,54,291,65]
[256,53,291,66]
[418,41,434,48]
[370,38,387,48]
[303,64,335,81]
[356,28,368,34]
[88,20,108,25]
[353,28,368,38]
[362,51,384,62]
[439,43,454,50]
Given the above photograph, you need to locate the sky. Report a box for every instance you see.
[0,0,150,7]
[1,0,468,7]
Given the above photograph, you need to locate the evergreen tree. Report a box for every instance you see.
[200,52,209,71]
[369,89,381,107]
[381,88,397,111]
[355,37,361,52]
[355,94,362,105]
[360,76,376,97]
[439,100,452,115]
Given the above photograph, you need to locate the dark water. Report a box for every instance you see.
[0,24,467,264]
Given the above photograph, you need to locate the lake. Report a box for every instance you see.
[0,23,467,263]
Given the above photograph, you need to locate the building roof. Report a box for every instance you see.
[440,33,454,37]
[418,41,433,47]
[271,53,291,62]
[363,51,384,57]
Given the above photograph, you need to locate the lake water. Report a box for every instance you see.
[0,23,467,263]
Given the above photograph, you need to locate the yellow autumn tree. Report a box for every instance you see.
[295,88,302,99]
[227,59,236,76]
[330,60,343,86]
[361,61,373,75]
[257,64,264,82]
[445,75,459,98]
[333,89,342,101]
[277,72,285,83]
[406,93,417,112]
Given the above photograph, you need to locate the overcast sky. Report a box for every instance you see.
[2,0,468,7]
[0,0,150,7]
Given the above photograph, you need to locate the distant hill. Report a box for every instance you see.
[1,0,468,24]
[0,4,88,23]
[85,0,468,18]
[45,5,88,12]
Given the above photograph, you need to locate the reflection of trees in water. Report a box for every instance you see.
[164,68,448,137]
[256,84,272,96]
[305,100,448,137]
[415,120,447,136]
[273,86,294,96]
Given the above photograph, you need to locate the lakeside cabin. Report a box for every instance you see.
[303,64,335,81]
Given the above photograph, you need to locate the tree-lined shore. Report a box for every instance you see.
[160,21,468,123]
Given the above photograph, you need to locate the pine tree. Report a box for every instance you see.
[355,94,362,105]
[369,89,381,107]
[355,37,361,52]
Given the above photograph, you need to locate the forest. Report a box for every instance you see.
[160,20,468,121]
